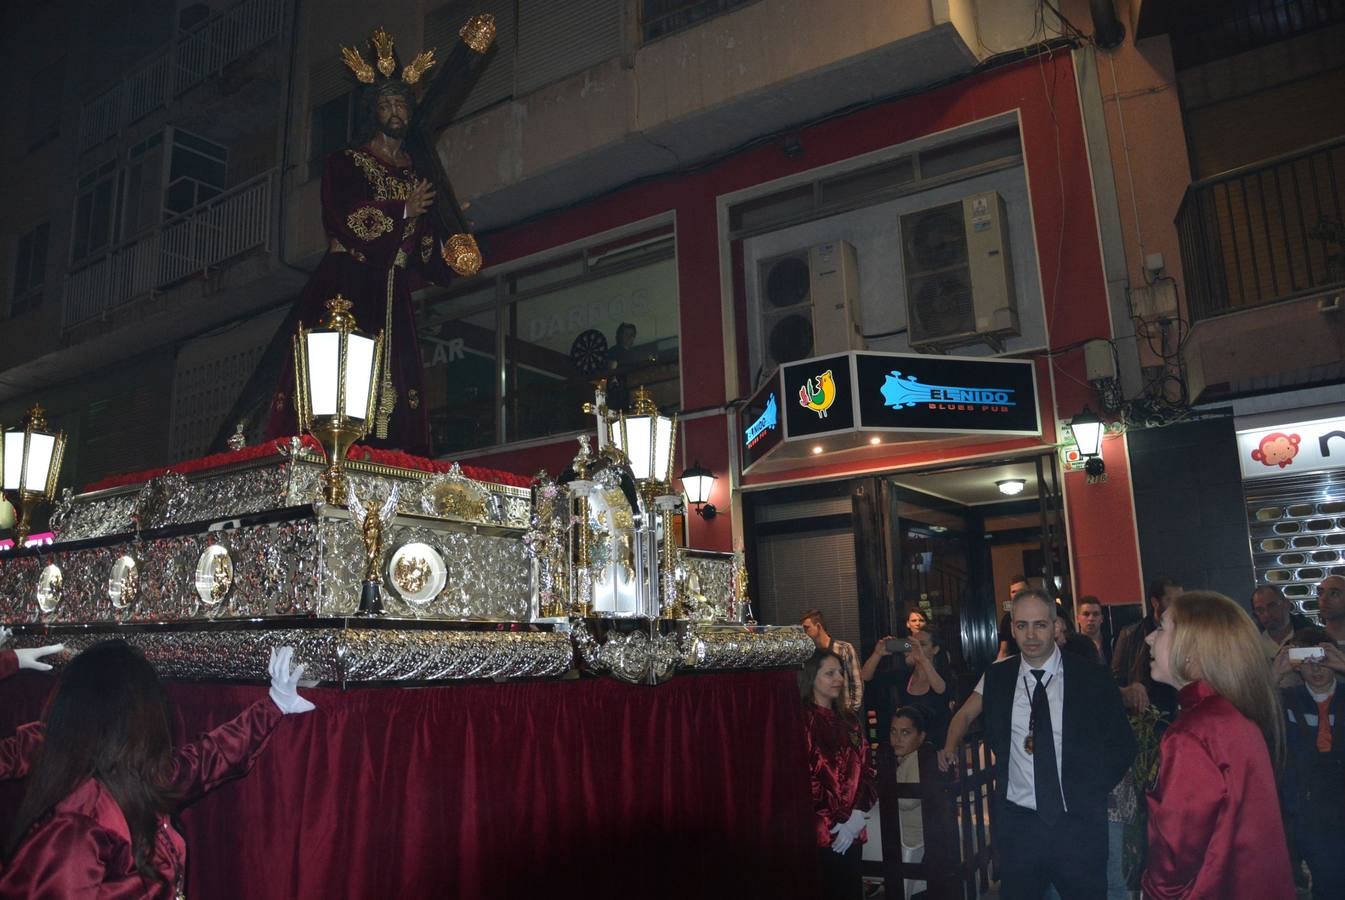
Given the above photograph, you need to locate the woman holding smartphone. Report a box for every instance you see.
[1142,591,1294,899]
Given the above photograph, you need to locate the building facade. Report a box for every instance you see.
[4,0,1341,643]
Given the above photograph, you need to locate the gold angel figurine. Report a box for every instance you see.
[347,483,400,615]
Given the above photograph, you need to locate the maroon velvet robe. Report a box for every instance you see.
[0,699,284,899]
[0,652,14,682]
[267,147,456,457]
[1143,680,1295,899]
[804,703,877,849]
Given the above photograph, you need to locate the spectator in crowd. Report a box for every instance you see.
[1253,585,1313,659]
[1318,576,1345,644]
[889,706,934,900]
[863,629,952,750]
[1053,604,1098,662]
[802,609,863,714]
[939,588,1135,899]
[0,640,315,898]
[1280,627,1345,900]
[802,649,876,900]
[1112,577,1183,719]
[1075,596,1108,665]
[905,608,928,635]
[1141,591,1294,899]
[996,575,1031,660]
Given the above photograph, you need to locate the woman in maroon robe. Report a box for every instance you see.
[1142,591,1295,899]
[0,641,314,898]
[803,648,876,900]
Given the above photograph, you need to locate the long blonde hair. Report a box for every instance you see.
[1168,591,1284,766]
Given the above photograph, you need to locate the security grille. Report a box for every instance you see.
[1244,471,1345,619]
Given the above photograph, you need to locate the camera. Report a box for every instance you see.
[885,638,914,654]
[1288,647,1325,662]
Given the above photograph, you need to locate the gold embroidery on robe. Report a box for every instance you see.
[347,207,394,241]
[346,150,411,201]
[420,235,434,262]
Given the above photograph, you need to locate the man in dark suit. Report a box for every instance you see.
[939,587,1136,899]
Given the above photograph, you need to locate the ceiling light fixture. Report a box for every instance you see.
[996,478,1026,497]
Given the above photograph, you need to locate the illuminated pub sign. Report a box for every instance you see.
[741,350,1040,471]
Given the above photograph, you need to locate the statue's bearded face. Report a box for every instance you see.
[375,92,410,139]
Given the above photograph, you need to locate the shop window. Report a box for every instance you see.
[421,285,499,455]
[9,222,50,316]
[417,227,679,451]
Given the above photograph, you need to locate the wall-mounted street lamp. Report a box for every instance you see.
[293,296,384,504]
[680,461,718,519]
[1070,407,1106,480]
[1,404,67,545]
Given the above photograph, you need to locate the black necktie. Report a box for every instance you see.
[1030,669,1064,824]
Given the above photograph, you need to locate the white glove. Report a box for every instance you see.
[267,646,315,715]
[828,808,867,855]
[0,626,10,648]
[15,644,64,672]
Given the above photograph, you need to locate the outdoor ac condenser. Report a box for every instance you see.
[901,191,1019,352]
[756,240,863,374]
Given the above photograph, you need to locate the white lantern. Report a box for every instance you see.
[293,295,384,504]
[0,404,67,545]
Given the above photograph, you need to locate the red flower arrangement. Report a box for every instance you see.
[82,436,532,493]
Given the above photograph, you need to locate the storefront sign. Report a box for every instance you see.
[741,378,784,471]
[1238,416,1345,479]
[853,352,1039,435]
[744,350,1040,470]
[782,355,856,438]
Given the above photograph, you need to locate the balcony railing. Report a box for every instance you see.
[64,170,274,329]
[1176,136,1345,321]
[77,0,283,151]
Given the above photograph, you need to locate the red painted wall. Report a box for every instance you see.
[457,52,1142,600]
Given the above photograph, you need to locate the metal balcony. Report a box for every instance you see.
[1176,136,1345,321]
[77,0,283,152]
[63,170,274,329]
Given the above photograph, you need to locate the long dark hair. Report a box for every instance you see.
[4,640,178,888]
[799,648,853,720]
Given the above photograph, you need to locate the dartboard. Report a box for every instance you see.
[570,328,609,375]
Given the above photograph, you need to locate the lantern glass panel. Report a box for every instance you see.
[24,433,54,491]
[1072,419,1103,457]
[653,416,673,482]
[621,415,654,480]
[683,473,713,504]
[2,432,21,490]
[306,332,341,416]
[344,333,376,420]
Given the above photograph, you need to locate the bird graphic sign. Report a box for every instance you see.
[798,370,837,418]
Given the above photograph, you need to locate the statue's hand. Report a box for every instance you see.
[404,179,436,218]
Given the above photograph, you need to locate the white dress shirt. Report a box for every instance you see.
[975,645,1066,811]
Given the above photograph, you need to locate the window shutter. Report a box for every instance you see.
[757,526,861,652]
[425,0,517,117]
[515,0,624,96]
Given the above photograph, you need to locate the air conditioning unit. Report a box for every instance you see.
[901,191,1018,352]
[756,240,863,374]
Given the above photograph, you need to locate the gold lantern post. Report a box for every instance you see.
[1,404,67,546]
[611,386,684,619]
[293,295,384,504]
